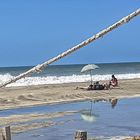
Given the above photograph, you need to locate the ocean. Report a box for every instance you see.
[0,62,140,87]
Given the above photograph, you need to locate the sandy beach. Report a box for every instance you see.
[0,79,140,111]
[0,78,140,137]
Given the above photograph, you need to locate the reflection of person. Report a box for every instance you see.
[110,98,118,108]
[109,75,118,87]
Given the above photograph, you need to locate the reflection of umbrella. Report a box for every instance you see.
[81,101,98,123]
[81,111,96,122]
[81,64,99,84]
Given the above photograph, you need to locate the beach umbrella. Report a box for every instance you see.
[81,64,99,84]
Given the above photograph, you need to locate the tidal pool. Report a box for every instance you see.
[2,97,140,140]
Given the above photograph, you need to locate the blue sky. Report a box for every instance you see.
[0,0,140,67]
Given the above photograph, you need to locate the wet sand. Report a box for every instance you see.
[0,111,78,134]
[0,79,140,110]
[0,79,140,135]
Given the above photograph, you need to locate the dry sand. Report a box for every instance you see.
[0,79,140,135]
[0,79,140,110]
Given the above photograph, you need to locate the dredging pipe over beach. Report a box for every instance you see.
[0,8,140,88]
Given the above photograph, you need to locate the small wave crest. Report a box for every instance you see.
[91,135,130,140]
[0,73,13,83]
[0,73,140,87]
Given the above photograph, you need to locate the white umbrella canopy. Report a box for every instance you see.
[81,64,99,84]
[81,64,99,73]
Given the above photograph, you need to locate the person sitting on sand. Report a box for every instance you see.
[109,75,118,87]
[87,84,94,90]
[76,84,94,90]
[94,81,108,90]
[94,81,101,90]
[76,81,109,90]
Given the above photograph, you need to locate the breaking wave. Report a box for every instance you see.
[0,73,140,87]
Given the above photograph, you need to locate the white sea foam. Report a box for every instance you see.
[92,136,130,140]
[0,73,140,87]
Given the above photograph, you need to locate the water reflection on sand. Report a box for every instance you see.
[0,98,139,140]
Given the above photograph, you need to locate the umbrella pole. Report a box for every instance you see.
[90,101,93,115]
[90,70,92,85]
